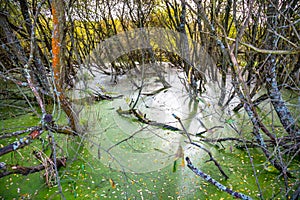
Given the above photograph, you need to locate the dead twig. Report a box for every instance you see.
[172,114,229,180]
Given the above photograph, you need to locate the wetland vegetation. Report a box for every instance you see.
[0,0,299,199]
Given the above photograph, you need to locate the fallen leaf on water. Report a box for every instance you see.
[109,178,116,189]
[181,158,185,167]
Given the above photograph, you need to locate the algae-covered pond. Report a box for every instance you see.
[0,65,299,199]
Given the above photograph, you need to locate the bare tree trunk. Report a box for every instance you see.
[265,0,299,136]
[52,0,80,133]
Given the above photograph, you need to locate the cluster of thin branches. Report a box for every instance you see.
[0,0,299,199]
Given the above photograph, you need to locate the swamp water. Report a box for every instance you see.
[0,65,297,199]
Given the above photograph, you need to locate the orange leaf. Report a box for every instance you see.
[29,130,40,139]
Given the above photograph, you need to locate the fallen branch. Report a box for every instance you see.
[198,137,246,143]
[116,107,181,131]
[0,157,67,178]
[186,157,253,200]
[0,126,40,139]
[0,128,44,156]
[70,93,123,105]
[190,142,229,179]
[0,124,76,157]
[173,114,229,180]
[197,137,260,149]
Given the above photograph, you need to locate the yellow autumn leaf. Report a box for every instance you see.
[181,157,185,167]
[109,178,116,189]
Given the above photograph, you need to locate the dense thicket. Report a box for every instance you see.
[0,0,299,199]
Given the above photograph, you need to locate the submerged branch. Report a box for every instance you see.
[70,92,123,105]
[116,107,181,132]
